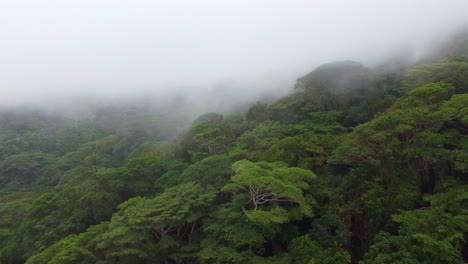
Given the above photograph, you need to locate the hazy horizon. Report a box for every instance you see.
[1,0,468,108]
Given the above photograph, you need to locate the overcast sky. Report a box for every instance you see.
[1,0,468,105]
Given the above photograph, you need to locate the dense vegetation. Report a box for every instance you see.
[1,37,467,264]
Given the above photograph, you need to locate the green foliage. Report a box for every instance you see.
[56,135,124,170]
[192,112,223,126]
[2,38,468,264]
[362,186,468,264]
[295,61,372,110]
[0,153,55,186]
[127,141,179,160]
[232,120,301,160]
[25,222,108,264]
[329,79,468,261]
[180,155,233,189]
[330,82,465,194]
[199,195,281,263]
[301,111,347,134]
[181,112,247,162]
[267,93,309,123]
[96,182,216,263]
[403,61,468,94]
[18,167,122,257]
[232,113,347,168]
[118,152,185,197]
[154,170,182,192]
[259,136,327,169]
[0,110,98,160]
[245,102,269,125]
[181,122,226,161]
[26,234,96,264]
[223,160,316,224]
[402,82,454,107]
[288,235,351,264]
[0,191,39,263]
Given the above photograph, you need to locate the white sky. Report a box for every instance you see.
[1,0,468,104]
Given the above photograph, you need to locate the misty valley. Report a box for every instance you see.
[1,32,468,263]
[1,3,468,262]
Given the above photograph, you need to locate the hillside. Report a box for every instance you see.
[1,38,468,264]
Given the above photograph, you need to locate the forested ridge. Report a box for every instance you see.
[1,36,468,264]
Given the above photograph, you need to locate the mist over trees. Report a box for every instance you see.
[1,0,468,262]
[0,27,467,264]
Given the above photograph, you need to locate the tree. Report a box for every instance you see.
[198,160,316,263]
[223,160,316,224]
[362,186,468,264]
[96,183,216,263]
[295,61,372,110]
[0,153,55,186]
[231,121,301,161]
[180,155,233,189]
[287,235,351,264]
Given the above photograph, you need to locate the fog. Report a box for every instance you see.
[1,0,468,114]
